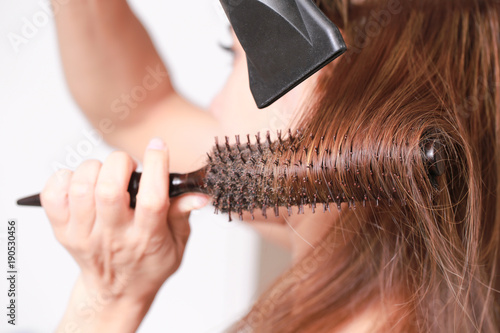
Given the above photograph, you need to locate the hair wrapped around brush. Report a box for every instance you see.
[205,127,447,220]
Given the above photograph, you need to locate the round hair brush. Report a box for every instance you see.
[17,130,444,221]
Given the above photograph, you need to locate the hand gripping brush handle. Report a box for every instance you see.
[16,170,206,209]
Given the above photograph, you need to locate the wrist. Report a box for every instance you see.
[58,276,155,333]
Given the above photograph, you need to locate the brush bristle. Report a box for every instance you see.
[203,130,421,221]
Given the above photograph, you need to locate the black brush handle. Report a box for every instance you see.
[17,169,207,209]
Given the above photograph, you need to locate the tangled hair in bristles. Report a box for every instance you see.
[231,0,500,332]
[204,129,445,221]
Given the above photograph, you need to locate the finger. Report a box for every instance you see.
[135,138,169,234]
[167,194,209,247]
[95,151,137,229]
[40,169,73,229]
[67,159,102,238]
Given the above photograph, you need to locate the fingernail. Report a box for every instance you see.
[178,196,209,212]
[147,137,166,151]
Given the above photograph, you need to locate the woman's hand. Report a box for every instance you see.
[41,138,209,332]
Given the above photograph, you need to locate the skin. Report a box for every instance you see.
[42,1,348,331]
[41,142,205,332]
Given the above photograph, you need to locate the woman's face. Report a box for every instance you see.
[209,31,318,141]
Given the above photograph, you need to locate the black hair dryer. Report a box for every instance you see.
[219,0,346,108]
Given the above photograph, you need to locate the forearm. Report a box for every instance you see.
[52,0,172,127]
[57,276,153,333]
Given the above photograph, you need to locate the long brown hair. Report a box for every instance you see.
[231,0,500,332]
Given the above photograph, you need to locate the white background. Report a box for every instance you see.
[0,0,290,332]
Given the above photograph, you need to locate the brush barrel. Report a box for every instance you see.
[202,132,446,219]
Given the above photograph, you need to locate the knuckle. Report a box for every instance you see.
[66,234,98,257]
[69,181,93,199]
[70,239,91,255]
[133,233,166,257]
[84,159,102,168]
[41,187,66,207]
[78,158,102,169]
[95,180,124,204]
[54,168,72,182]
[108,151,133,167]
[138,194,168,214]
[77,159,102,175]
[41,169,73,204]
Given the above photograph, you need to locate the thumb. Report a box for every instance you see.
[167,194,210,244]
